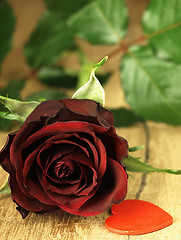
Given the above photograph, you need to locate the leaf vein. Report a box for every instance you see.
[92,2,121,42]
[128,51,181,118]
[146,21,181,39]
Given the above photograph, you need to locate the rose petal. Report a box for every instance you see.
[10,171,49,212]
[73,133,107,180]
[0,132,16,173]
[94,138,107,180]
[73,162,97,196]
[15,144,56,205]
[42,142,76,171]
[78,158,127,215]
[23,100,64,126]
[10,121,41,158]
[45,150,97,195]
[36,139,89,171]
[98,127,128,163]
[73,133,99,169]
[57,183,101,216]
[37,169,73,205]
[24,176,55,205]
[61,99,114,127]
[23,148,41,180]
[47,180,80,195]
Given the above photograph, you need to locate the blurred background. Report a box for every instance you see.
[0,0,150,130]
[1,0,180,131]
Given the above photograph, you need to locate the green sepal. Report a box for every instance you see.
[72,56,107,106]
[0,111,22,122]
[124,155,181,175]
[0,95,40,123]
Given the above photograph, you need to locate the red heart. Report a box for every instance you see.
[105,199,173,235]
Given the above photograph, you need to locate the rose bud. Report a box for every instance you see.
[0,99,128,218]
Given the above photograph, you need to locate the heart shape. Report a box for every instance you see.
[105,199,173,235]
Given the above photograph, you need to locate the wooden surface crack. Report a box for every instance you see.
[136,122,150,200]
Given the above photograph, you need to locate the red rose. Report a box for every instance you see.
[0,99,128,218]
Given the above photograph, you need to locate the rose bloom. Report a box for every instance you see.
[0,99,128,218]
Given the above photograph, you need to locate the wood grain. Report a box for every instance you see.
[1,123,181,240]
[0,0,181,239]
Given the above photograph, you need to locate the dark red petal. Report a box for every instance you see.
[94,137,107,180]
[107,158,127,203]
[47,181,80,195]
[73,133,99,168]
[73,162,97,196]
[61,99,114,127]
[57,183,101,215]
[114,136,129,163]
[0,132,16,173]
[10,121,41,158]
[45,150,97,195]
[98,127,128,163]
[36,139,87,171]
[24,176,55,205]
[27,166,72,206]
[22,100,64,126]
[78,158,127,215]
[37,168,74,205]
[42,187,73,205]
[23,148,40,180]
[10,171,49,212]
[22,149,55,205]
[16,122,98,160]
[41,121,95,135]
[73,133,107,181]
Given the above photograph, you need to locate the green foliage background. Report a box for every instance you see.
[1,0,181,128]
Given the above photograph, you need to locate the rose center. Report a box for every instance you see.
[54,163,71,178]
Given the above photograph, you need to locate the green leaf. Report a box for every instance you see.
[0,80,25,130]
[142,0,181,64]
[0,95,40,122]
[0,181,11,194]
[124,155,181,175]
[69,0,128,44]
[24,11,74,68]
[121,46,181,125]
[26,90,67,101]
[0,111,22,121]
[44,0,94,20]
[110,107,144,127]
[0,1,15,70]
[129,146,144,152]
[38,66,78,89]
[72,57,107,106]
